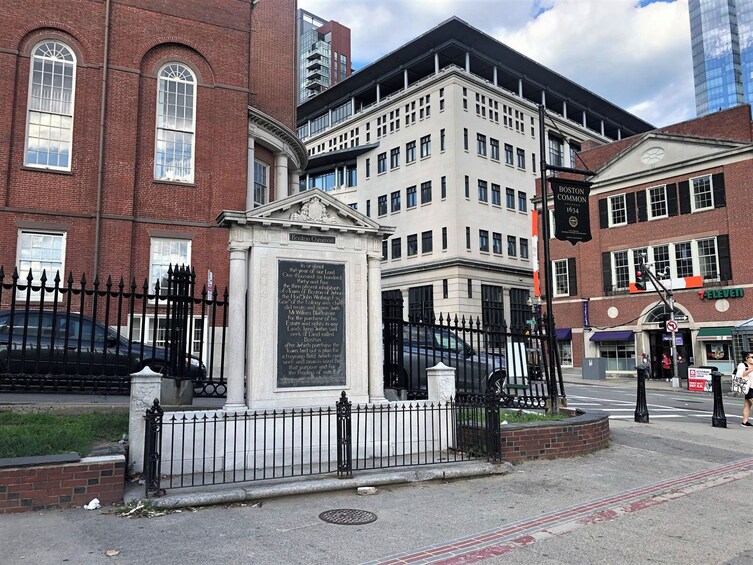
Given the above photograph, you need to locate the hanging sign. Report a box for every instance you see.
[550,178,592,244]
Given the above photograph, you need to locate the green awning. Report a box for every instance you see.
[697,327,733,338]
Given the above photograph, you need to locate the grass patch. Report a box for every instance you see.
[500,409,569,423]
[0,411,128,459]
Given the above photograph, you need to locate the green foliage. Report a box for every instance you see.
[0,412,128,458]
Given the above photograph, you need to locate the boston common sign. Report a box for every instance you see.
[218,190,394,409]
[550,178,592,244]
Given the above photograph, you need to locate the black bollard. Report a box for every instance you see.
[635,365,649,423]
[711,371,727,428]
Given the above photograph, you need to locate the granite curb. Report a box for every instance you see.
[124,461,514,510]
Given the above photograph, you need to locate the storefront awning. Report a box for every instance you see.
[590,330,634,342]
[697,327,733,340]
[555,328,572,340]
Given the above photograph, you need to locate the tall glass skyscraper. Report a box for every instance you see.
[690,0,753,115]
[688,0,753,116]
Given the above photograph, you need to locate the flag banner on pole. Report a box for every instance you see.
[550,178,592,244]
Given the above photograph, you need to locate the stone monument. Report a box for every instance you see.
[218,189,394,409]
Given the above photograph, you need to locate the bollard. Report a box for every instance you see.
[711,371,727,428]
[635,364,649,423]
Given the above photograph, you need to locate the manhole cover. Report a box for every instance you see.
[319,509,377,525]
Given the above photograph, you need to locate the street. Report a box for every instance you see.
[565,382,738,423]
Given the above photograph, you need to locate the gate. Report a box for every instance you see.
[382,290,404,390]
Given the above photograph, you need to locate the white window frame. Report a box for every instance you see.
[553,259,569,297]
[611,250,630,290]
[647,185,668,220]
[149,237,192,295]
[25,40,77,171]
[253,159,269,206]
[690,174,714,212]
[154,63,197,183]
[16,229,67,297]
[608,194,627,227]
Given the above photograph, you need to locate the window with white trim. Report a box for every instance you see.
[608,194,627,226]
[553,259,569,296]
[652,244,670,278]
[675,241,693,277]
[691,175,713,211]
[149,237,191,294]
[647,185,667,219]
[154,63,196,183]
[254,160,269,206]
[25,41,76,171]
[16,230,66,292]
[612,250,629,290]
[698,238,719,279]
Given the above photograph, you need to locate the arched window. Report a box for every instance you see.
[154,63,196,183]
[25,41,76,170]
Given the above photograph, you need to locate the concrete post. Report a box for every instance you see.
[427,362,456,403]
[367,252,386,404]
[128,367,162,474]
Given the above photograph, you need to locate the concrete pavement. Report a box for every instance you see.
[0,412,751,564]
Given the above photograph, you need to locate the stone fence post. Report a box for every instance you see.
[128,367,163,474]
[427,362,456,402]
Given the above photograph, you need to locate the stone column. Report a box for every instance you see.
[275,152,289,198]
[128,367,162,474]
[246,136,255,211]
[367,251,386,403]
[465,51,470,73]
[290,171,300,196]
[224,244,248,411]
[493,66,498,86]
[434,53,440,74]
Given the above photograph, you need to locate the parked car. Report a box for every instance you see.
[396,325,507,397]
[0,310,206,383]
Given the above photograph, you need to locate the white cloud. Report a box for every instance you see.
[299,0,695,126]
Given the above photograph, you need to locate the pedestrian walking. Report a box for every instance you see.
[736,351,753,427]
[661,352,671,381]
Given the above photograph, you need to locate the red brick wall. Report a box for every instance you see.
[0,0,296,291]
[498,412,610,463]
[0,456,125,514]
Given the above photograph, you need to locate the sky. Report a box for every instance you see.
[298,0,695,127]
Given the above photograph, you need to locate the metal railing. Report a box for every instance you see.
[383,305,561,408]
[0,265,228,396]
[144,392,500,496]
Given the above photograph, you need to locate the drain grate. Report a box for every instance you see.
[319,509,377,525]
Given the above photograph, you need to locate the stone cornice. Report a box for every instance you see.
[248,106,308,171]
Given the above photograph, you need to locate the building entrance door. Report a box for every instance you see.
[646,329,693,380]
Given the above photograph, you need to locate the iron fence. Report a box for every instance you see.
[0,265,228,396]
[144,391,499,496]
[383,295,563,407]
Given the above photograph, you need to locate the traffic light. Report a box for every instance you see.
[634,264,647,291]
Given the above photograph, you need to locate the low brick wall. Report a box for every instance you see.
[499,410,610,464]
[0,455,125,514]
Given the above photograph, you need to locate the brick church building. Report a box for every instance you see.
[0,0,306,298]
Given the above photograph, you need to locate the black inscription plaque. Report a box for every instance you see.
[277,260,346,388]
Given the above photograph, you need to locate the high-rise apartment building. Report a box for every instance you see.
[689,0,753,115]
[297,18,652,326]
[296,9,351,104]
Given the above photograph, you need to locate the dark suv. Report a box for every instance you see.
[0,310,206,382]
[397,325,507,396]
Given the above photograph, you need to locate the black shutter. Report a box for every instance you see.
[712,173,726,208]
[636,190,647,222]
[599,198,608,229]
[666,183,678,216]
[626,192,636,224]
[602,252,612,294]
[567,257,577,296]
[678,180,691,214]
[718,234,732,281]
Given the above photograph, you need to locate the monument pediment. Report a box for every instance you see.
[236,189,382,232]
[591,133,750,186]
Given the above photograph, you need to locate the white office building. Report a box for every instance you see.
[296,18,652,328]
